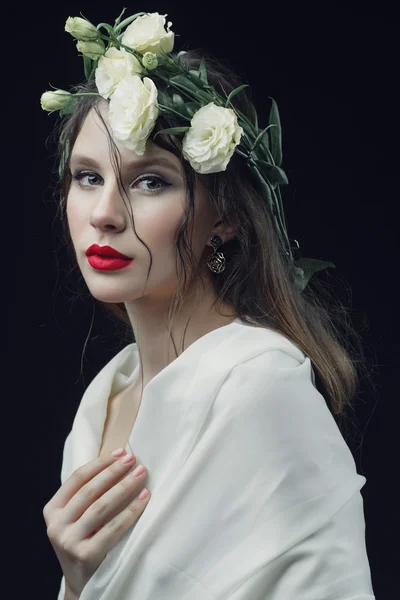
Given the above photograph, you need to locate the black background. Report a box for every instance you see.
[16,2,398,598]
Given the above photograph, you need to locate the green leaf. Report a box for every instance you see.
[199,57,208,85]
[165,96,199,120]
[59,96,79,116]
[176,50,188,66]
[172,93,185,107]
[153,126,191,139]
[157,90,170,104]
[157,90,176,110]
[169,74,200,94]
[224,84,249,108]
[253,158,289,187]
[83,55,93,80]
[250,124,275,155]
[184,102,199,118]
[268,97,283,167]
[189,69,201,81]
[249,102,258,130]
[88,62,97,81]
[169,75,210,102]
[247,162,274,212]
[171,94,199,119]
[157,103,191,121]
[96,23,114,33]
[113,7,127,27]
[293,258,336,292]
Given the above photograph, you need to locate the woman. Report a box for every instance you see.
[42,11,375,600]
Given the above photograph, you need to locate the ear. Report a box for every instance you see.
[207,221,239,246]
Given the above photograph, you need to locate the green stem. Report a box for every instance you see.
[273,185,287,238]
[96,23,112,31]
[155,73,204,104]
[252,163,291,259]
[94,31,144,63]
[239,117,272,163]
[240,113,258,137]
[271,185,292,259]
[255,149,291,258]
[260,145,290,253]
[239,136,253,154]
[235,148,250,161]
[72,93,102,97]
[260,142,275,165]
[157,104,191,121]
[240,124,259,154]
[117,41,143,61]
[97,32,113,42]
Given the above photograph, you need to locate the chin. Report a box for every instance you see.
[89,288,142,303]
[84,283,138,304]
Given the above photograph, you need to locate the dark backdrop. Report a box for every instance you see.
[17,2,398,598]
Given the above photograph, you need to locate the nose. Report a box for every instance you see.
[89,180,129,232]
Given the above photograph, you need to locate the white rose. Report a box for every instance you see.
[182,103,243,174]
[108,75,159,156]
[65,16,98,41]
[40,89,72,111]
[95,47,143,99]
[121,13,174,56]
[76,39,105,60]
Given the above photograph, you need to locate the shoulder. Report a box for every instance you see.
[207,319,319,407]
[219,317,308,371]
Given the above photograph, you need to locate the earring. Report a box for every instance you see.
[207,235,226,274]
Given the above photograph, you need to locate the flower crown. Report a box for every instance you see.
[40,9,335,292]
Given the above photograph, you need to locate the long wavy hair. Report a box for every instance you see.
[48,48,376,438]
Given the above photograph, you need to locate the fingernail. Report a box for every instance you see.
[138,488,149,500]
[131,464,145,477]
[111,447,125,457]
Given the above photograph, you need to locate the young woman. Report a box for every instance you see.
[41,11,375,600]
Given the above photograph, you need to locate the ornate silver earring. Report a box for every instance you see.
[207,235,226,274]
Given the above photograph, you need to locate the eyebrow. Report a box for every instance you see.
[69,153,182,175]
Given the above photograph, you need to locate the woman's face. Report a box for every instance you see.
[66,103,219,305]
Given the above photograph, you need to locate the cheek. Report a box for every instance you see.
[66,195,86,241]
[137,204,185,250]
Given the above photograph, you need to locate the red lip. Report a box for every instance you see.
[87,255,133,271]
[86,244,132,259]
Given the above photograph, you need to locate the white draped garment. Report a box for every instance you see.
[56,318,375,599]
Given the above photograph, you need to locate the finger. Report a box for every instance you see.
[44,449,129,514]
[80,475,150,548]
[78,464,148,539]
[60,454,140,525]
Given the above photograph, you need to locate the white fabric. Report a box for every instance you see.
[57,318,375,599]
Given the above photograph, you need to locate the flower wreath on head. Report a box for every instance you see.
[41,9,335,293]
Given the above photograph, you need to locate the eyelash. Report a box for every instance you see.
[70,170,171,195]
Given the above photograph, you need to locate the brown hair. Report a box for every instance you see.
[48,48,376,437]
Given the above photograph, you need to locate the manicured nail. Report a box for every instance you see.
[111,447,125,457]
[131,464,145,477]
[120,453,134,464]
[138,488,149,499]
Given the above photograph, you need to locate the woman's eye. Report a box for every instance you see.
[71,171,170,194]
[134,175,170,193]
[72,171,102,187]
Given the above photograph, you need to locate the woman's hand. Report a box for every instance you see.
[43,449,151,598]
